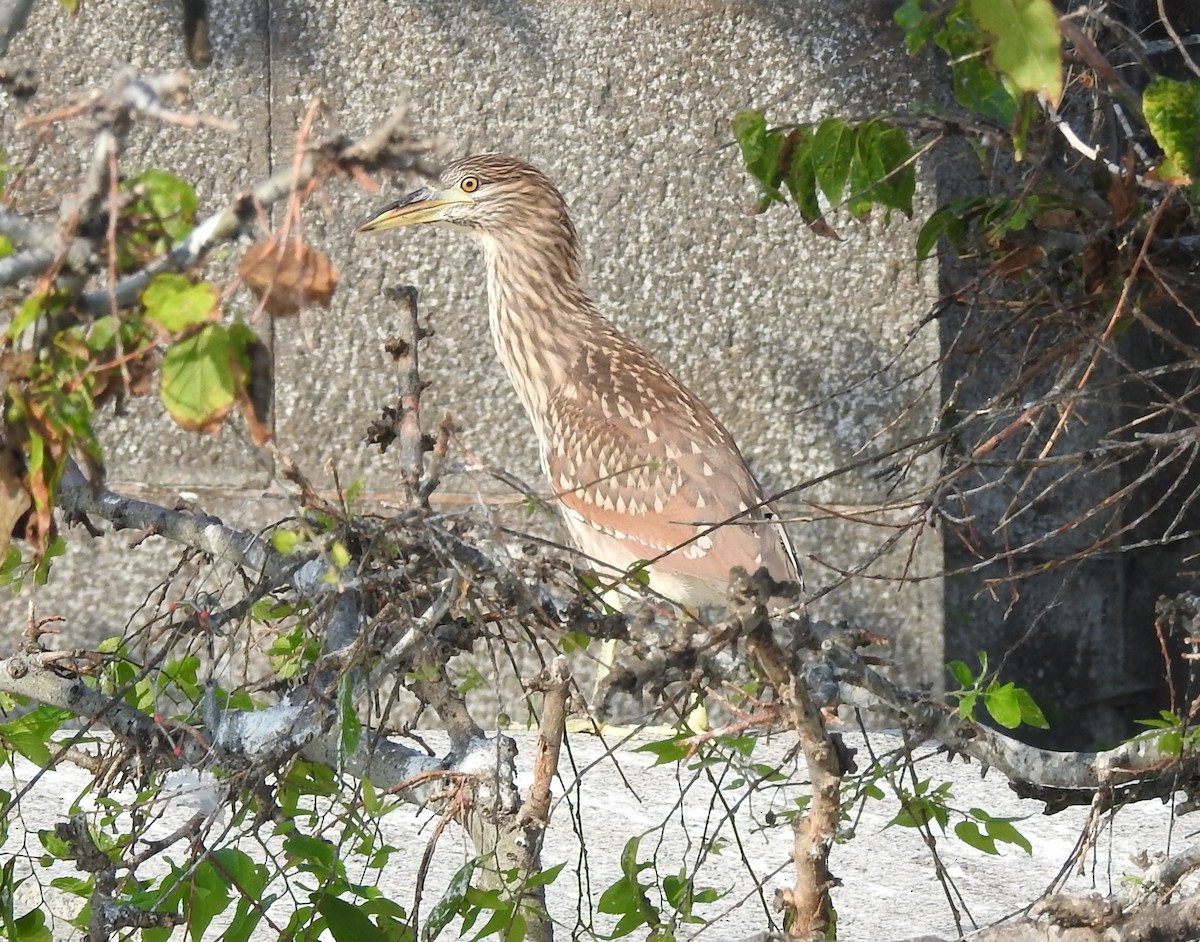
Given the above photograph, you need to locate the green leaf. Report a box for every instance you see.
[285,833,337,871]
[0,234,12,258]
[619,835,650,882]
[855,121,916,215]
[1014,687,1050,729]
[1143,78,1200,183]
[0,544,21,589]
[469,902,518,942]
[597,837,659,936]
[1137,710,1180,730]
[49,875,92,895]
[945,659,975,688]
[811,118,856,205]
[968,0,1062,104]
[624,560,651,587]
[971,809,1033,854]
[141,274,220,333]
[316,895,387,942]
[1160,728,1184,757]
[505,912,527,942]
[227,320,261,374]
[957,689,979,720]
[359,897,408,934]
[895,0,938,54]
[133,169,198,242]
[954,819,997,854]
[186,858,233,942]
[330,540,352,569]
[634,735,691,766]
[7,291,68,341]
[916,198,988,259]
[0,705,70,766]
[214,848,270,942]
[423,859,474,942]
[271,529,303,554]
[525,862,565,889]
[597,876,644,916]
[936,12,1019,125]
[784,133,823,223]
[731,110,786,204]
[159,324,239,431]
[12,908,51,942]
[984,681,1022,728]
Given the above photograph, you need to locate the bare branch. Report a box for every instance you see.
[827,640,1188,795]
[57,459,289,583]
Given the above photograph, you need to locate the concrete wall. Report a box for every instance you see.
[0,0,943,695]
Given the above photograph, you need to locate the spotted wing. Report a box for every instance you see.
[542,337,796,606]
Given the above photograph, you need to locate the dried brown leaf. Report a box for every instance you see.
[240,238,340,317]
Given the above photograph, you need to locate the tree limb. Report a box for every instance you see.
[826,640,1188,796]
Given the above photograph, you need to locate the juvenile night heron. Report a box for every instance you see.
[356,155,799,623]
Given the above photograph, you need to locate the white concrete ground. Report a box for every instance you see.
[2,730,1178,941]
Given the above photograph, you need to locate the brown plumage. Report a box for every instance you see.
[357,154,799,611]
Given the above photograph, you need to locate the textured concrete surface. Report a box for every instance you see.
[0,1,944,691]
[4,730,1179,941]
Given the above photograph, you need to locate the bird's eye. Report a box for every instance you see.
[460,176,480,193]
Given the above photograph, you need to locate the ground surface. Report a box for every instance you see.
[2,729,1176,941]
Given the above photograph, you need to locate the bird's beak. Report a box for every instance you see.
[354,186,463,233]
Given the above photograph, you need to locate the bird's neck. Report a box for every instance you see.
[477,231,604,422]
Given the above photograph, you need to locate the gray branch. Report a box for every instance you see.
[0,209,94,285]
[58,459,288,583]
[0,649,159,748]
[826,640,1181,793]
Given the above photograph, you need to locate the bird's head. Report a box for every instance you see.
[355,154,575,241]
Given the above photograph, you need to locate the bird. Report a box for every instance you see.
[355,154,799,631]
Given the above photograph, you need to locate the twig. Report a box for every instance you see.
[392,285,428,498]
[517,656,571,828]
[1156,0,1200,79]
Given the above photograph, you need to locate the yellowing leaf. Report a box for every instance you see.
[141,273,221,333]
[969,0,1062,106]
[271,529,303,554]
[1143,77,1200,184]
[159,325,238,433]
